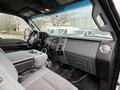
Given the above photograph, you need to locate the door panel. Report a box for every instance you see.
[0,39,27,52]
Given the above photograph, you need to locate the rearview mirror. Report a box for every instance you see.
[24,28,32,40]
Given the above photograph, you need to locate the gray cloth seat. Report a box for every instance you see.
[0,49,78,90]
[22,68,78,90]
[6,49,48,68]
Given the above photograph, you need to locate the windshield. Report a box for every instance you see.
[31,0,112,40]
[44,28,65,35]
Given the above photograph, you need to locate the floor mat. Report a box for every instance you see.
[51,63,100,90]
[73,75,100,90]
[60,69,72,80]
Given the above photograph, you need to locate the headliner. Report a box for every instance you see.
[0,0,81,18]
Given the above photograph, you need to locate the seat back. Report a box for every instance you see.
[0,48,18,80]
[0,49,25,90]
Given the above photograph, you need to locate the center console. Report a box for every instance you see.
[6,49,48,74]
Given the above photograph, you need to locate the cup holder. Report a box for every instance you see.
[41,48,47,53]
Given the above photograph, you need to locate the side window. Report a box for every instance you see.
[0,13,31,40]
[113,0,120,16]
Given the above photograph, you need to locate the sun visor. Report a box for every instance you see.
[22,11,36,17]
[56,0,74,5]
[20,8,40,17]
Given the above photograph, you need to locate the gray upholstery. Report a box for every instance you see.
[0,49,78,90]
[0,49,18,81]
[6,49,48,68]
[0,49,25,90]
[26,49,48,68]
[22,68,78,90]
[6,51,33,63]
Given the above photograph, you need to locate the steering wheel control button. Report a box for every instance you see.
[100,44,112,53]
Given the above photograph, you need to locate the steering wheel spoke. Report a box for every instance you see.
[27,31,49,49]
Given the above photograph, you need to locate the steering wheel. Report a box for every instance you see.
[27,31,39,48]
[27,31,49,49]
[38,32,49,49]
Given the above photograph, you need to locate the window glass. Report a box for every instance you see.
[32,1,112,40]
[0,13,31,40]
[113,0,120,16]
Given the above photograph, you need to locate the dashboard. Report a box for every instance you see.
[45,36,99,75]
[38,33,116,80]
[45,36,67,52]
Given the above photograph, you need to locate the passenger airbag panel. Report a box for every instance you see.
[65,39,99,75]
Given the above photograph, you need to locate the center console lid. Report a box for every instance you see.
[6,49,48,73]
[6,51,34,64]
